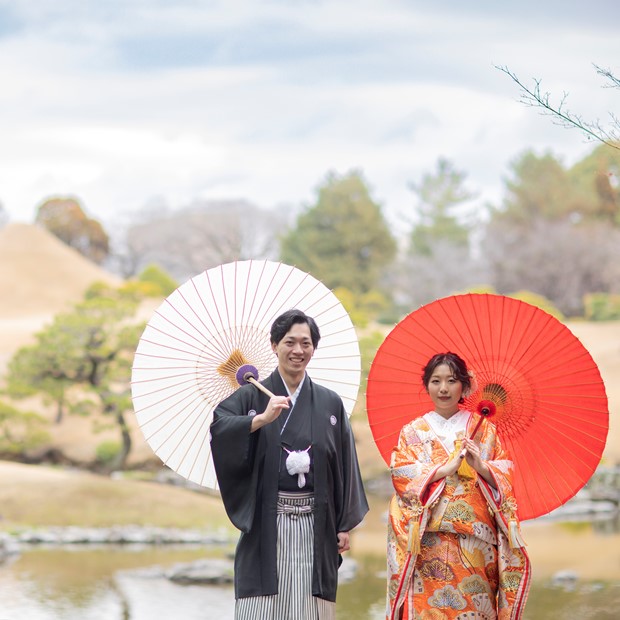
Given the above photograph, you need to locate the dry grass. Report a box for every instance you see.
[0,461,232,532]
[0,223,120,320]
[520,520,620,580]
[565,320,620,465]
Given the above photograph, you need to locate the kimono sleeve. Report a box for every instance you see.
[390,421,443,512]
[479,422,516,508]
[478,421,527,549]
[210,388,259,533]
[388,420,445,557]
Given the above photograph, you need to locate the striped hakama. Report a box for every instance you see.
[235,492,335,620]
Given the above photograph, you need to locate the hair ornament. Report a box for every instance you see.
[467,370,478,395]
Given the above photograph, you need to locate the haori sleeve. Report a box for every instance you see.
[210,388,259,532]
[479,423,514,503]
[335,402,369,533]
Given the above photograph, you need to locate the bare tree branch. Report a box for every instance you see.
[496,64,620,150]
[595,64,620,89]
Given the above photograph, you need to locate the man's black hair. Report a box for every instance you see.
[270,309,321,348]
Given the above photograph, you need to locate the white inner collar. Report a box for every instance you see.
[425,410,470,452]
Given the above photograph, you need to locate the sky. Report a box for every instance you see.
[1,0,619,234]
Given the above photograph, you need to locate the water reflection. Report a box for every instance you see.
[1,517,620,619]
[116,570,233,619]
[0,546,234,620]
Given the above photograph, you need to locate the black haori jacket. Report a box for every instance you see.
[210,370,368,602]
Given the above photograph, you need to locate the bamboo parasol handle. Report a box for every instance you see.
[460,400,496,457]
[245,374,276,399]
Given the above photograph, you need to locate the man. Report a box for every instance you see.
[210,308,368,619]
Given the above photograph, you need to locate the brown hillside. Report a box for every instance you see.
[0,223,121,371]
[565,321,620,465]
[0,223,120,319]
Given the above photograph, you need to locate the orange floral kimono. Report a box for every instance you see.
[386,411,531,620]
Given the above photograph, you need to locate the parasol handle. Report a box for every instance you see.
[245,374,276,399]
[460,400,496,457]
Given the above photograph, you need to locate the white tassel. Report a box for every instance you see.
[285,447,311,488]
[508,518,527,549]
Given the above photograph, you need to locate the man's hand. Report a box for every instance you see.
[250,396,290,432]
[337,531,350,553]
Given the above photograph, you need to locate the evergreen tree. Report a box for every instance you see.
[280,170,397,295]
[5,285,143,469]
[408,158,475,255]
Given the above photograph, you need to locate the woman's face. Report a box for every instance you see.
[426,363,463,417]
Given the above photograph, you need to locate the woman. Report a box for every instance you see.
[386,352,531,620]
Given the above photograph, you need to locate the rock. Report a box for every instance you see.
[338,556,359,583]
[551,570,579,591]
[167,558,234,585]
[0,532,21,562]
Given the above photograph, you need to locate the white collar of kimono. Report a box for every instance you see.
[424,409,471,452]
[278,370,305,407]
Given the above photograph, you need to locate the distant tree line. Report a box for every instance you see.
[30,142,620,319]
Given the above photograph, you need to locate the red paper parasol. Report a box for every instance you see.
[366,293,609,520]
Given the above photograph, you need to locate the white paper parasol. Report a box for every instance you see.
[131,260,361,489]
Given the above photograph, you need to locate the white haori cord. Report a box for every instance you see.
[283,445,311,488]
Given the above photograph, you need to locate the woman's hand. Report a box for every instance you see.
[462,438,497,488]
[430,440,497,488]
[431,453,464,482]
[250,396,290,431]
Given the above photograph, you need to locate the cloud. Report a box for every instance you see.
[0,0,618,231]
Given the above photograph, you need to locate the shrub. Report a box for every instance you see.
[95,440,122,466]
[584,293,620,321]
[334,287,394,328]
[333,287,369,327]
[119,279,162,298]
[0,401,50,454]
[138,264,178,297]
[359,330,387,385]
[460,285,497,295]
[509,290,564,321]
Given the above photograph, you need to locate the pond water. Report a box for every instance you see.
[1,520,620,619]
[0,545,232,620]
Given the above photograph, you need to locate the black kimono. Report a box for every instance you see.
[210,370,368,602]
